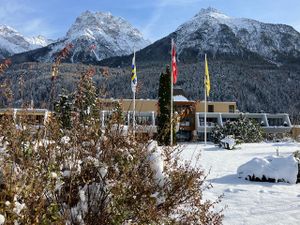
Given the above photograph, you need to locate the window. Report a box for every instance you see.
[208,105,214,112]
[229,105,235,113]
[268,118,284,126]
[199,117,217,126]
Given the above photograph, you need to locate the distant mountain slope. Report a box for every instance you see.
[99,7,300,67]
[0,25,52,59]
[175,8,300,63]
[9,8,300,65]
[9,11,150,64]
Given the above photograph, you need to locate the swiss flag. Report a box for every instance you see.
[90,44,96,50]
[171,39,177,84]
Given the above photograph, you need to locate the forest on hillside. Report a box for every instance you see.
[1,60,300,122]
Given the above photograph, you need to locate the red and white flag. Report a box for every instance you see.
[171,39,177,84]
[89,44,96,51]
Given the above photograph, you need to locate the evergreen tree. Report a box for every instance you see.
[157,66,176,145]
[74,68,97,124]
[211,116,264,144]
[54,94,72,129]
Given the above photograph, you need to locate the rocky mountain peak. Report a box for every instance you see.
[66,10,144,41]
[48,10,150,63]
[0,24,52,59]
[174,8,300,62]
[25,35,54,47]
[9,11,151,63]
[195,7,228,19]
[0,25,19,35]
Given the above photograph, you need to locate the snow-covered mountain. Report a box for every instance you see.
[174,7,300,62]
[13,11,151,63]
[100,7,300,67]
[25,35,54,48]
[66,11,150,56]
[0,25,53,59]
[10,8,300,65]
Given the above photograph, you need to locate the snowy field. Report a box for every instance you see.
[179,142,300,225]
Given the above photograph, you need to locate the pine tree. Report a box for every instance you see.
[157,66,176,145]
[74,68,97,124]
[54,94,72,129]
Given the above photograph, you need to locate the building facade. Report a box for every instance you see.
[0,94,293,142]
[97,96,292,141]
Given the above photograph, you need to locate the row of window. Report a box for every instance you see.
[207,105,235,113]
[198,117,288,127]
[101,113,154,126]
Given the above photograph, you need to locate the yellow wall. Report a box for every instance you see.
[120,99,158,112]
[195,101,237,113]
[98,99,158,112]
[98,99,237,113]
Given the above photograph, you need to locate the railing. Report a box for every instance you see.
[100,111,156,133]
[0,108,50,126]
[195,112,292,133]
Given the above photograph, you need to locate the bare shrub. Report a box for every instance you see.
[0,69,223,224]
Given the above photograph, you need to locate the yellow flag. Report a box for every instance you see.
[131,51,137,92]
[205,54,210,97]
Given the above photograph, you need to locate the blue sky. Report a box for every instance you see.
[1,0,300,41]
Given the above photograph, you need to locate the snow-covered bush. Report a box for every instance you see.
[237,155,299,184]
[211,116,264,145]
[220,136,236,150]
[0,68,223,224]
[0,114,223,224]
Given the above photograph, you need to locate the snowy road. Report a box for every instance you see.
[180,142,300,225]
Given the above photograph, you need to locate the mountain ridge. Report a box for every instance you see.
[98,7,300,67]
[0,25,53,59]
[7,8,300,65]
[7,10,150,64]
[174,7,300,62]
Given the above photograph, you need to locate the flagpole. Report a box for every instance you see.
[170,39,174,146]
[133,89,136,135]
[204,54,207,146]
[132,50,136,136]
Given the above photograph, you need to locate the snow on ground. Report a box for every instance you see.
[237,155,298,184]
[179,142,300,225]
